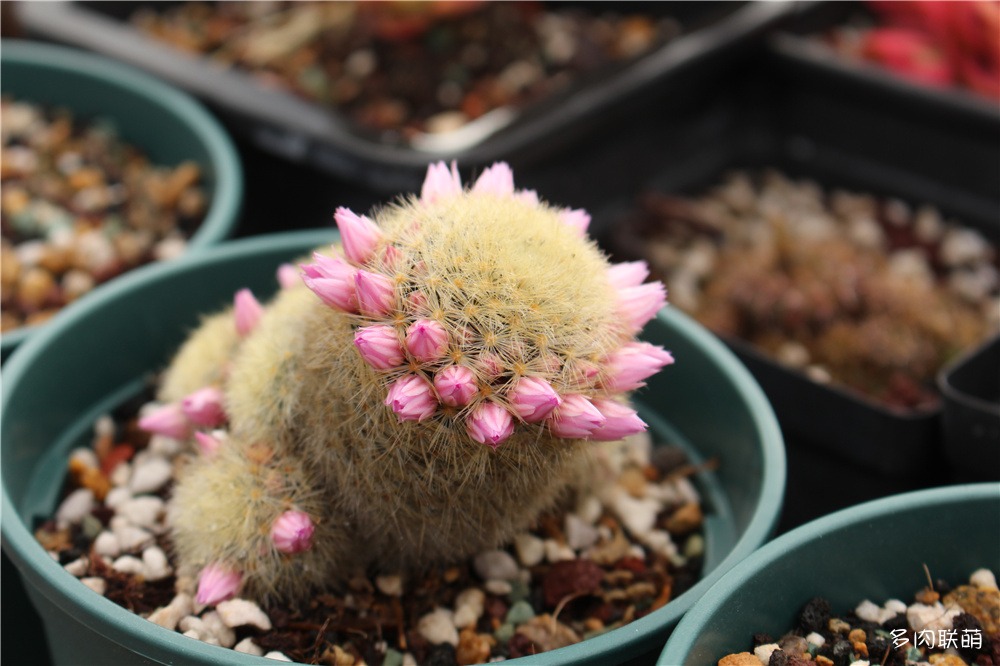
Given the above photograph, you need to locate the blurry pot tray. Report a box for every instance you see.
[938,335,1000,481]
[18,1,794,193]
[578,38,1000,479]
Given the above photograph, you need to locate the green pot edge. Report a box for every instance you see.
[1,229,786,665]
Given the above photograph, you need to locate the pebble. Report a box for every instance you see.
[608,488,659,536]
[375,573,403,597]
[718,653,760,666]
[147,593,194,631]
[80,577,106,595]
[473,550,519,582]
[104,487,132,510]
[806,631,825,647]
[147,434,182,457]
[971,567,998,589]
[109,462,132,488]
[754,643,780,664]
[113,523,154,553]
[455,627,493,666]
[142,546,172,581]
[512,533,545,568]
[505,600,535,626]
[564,514,599,550]
[55,488,95,528]
[118,496,164,529]
[575,494,603,525]
[63,557,89,577]
[69,447,100,471]
[906,602,962,635]
[112,555,145,576]
[417,608,458,646]
[543,539,575,563]
[129,456,173,494]
[664,502,703,535]
[484,579,512,596]
[216,598,273,630]
[453,588,485,629]
[515,615,580,652]
[234,638,264,656]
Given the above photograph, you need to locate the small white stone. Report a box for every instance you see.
[109,461,132,488]
[543,539,575,563]
[907,602,962,635]
[806,632,825,647]
[202,611,236,648]
[104,487,132,510]
[142,546,172,581]
[56,488,95,529]
[674,477,700,505]
[940,228,991,266]
[112,555,145,575]
[182,629,201,640]
[417,608,458,646]
[148,434,182,457]
[114,524,154,553]
[484,579,512,596]
[971,568,998,590]
[119,496,165,529]
[608,488,659,537]
[179,616,208,638]
[473,550,519,582]
[512,533,545,568]
[575,495,603,525]
[849,661,870,666]
[640,529,676,559]
[565,514,599,551]
[63,557,89,577]
[94,414,115,439]
[68,447,99,470]
[216,598,273,630]
[264,652,292,662]
[80,577,106,595]
[129,457,173,494]
[402,654,418,666]
[855,600,883,623]
[147,593,193,631]
[453,587,485,629]
[754,643,780,664]
[375,574,403,597]
[884,599,907,614]
[234,638,264,656]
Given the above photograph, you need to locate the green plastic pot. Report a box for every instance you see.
[659,483,1000,666]
[1,230,785,665]
[0,40,243,361]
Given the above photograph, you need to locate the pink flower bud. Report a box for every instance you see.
[181,387,227,428]
[301,254,357,312]
[607,261,650,289]
[335,207,382,265]
[434,365,478,407]
[559,208,590,237]
[196,563,242,606]
[270,510,315,554]
[516,189,539,205]
[354,325,405,370]
[138,403,190,439]
[509,376,562,423]
[466,401,515,448]
[421,161,462,204]
[194,431,222,457]
[602,342,675,392]
[547,394,606,439]
[233,288,263,337]
[406,319,449,362]
[588,399,648,441]
[355,270,395,316]
[276,263,301,289]
[476,351,504,380]
[472,162,515,196]
[617,281,667,332]
[382,244,404,269]
[385,374,438,422]
[406,290,429,314]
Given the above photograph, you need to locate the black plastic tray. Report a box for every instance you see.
[566,41,1000,479]
[938,335,1000,481]
[16,1,796,194]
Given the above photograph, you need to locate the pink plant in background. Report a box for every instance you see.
[181,386,227,428]
[138,403,190,440]
[233,288,263,337]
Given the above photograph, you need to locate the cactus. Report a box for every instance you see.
[151,162,674,605]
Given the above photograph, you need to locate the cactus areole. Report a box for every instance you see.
[156,162,674,604]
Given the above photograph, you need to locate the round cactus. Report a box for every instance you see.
[157,162,674,604]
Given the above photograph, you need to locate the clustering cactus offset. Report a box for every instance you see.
[150,162,674,605]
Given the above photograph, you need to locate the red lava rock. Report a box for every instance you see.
[542,559,604,607]
[616,556,647,574]
[100,444,135,476]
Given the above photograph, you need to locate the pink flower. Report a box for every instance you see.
[421,161,462,204]
[617,281,667,332]
[354,325,405,370]
[181,387,227,428]
[547,394,606,439]
[196,563,242,606]
[138,403,190,439]
[472,162,515,196]
[434,365,478,407]
[301,254,357,312]
[335,207,382,265]
[270,510,315,554]
[355,270,395,316]
[385,374,438,422]
[276,263,301,289]
[466,401,515,448]
[602,342,675,392]
[234,288,263,337]
[509,376,562,423]
[406,319,449,362]
[559,208,590,237]
[476,351,504,380]
[516,189,539,205]
[589,399,648,441]
[606,261,650,289]
[194,431,222,457]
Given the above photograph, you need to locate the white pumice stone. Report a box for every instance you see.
[453,588,485,629]
[402,654,418,666]
[148,434,182,457]
[885,599,907,614]
[907,602,962,634]
[234,638,264,656]
[417,608,458,646]
[68,447,99,470]
[264,651,292,661]
[55,488,94,529]
[849,661,870,666]
[142,546,172,581]
[104,487,132,510]
[375,574,403,597]
[855,600,883,623]
[94,414,115,439]
[512,533,545,568]
[971,568,998,589]
[114,524,154,552]
[202,611,236,648]
[216,598,273,630]
[118,496,164,528]
[484,579,512,596]
[543,539,575,563]
[129,456,173,494]
[109,461,132,488]
[806,632,825,647]
[473,550,519,582]
[576,494,603,525]
[80,577,106,595]
[112,555,145,576]
[608,488,659,536]
[178,616,207,637]
[564,514,598,551]
[63,557,89,577]
[147,593,193,631]
[755,643,780,664]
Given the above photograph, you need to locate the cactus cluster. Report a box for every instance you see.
[145,162,674,606]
